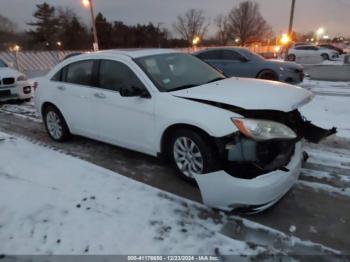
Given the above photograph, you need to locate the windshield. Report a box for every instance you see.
[0,59,8,67]
[135,53,225,92]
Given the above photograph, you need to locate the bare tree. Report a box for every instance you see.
[0,14,16,33]
[214,14,230,45]
[227,1,272,46]
[173,9,209,45]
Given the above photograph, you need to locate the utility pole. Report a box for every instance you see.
[88,0,99,51]
[288,0,296,36]
[285,0,296,60]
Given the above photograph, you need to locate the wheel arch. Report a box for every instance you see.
[256,69,279,80]
[41,102,70,132]
[159,123,216,160]
[41,102,60,118]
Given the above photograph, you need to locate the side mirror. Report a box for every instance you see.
[120,86,150,98]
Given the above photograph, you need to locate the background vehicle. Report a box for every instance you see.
[318,44,346,55]
[0,59,33,102]
[194,48,304,84]
[61,52,83,61]
[34,49,334,212]
[287,45,339,61]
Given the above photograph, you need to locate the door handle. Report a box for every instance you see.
[56,85,66,91]
[94,92,106,99]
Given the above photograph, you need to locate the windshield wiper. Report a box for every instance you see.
[169,84,198,92]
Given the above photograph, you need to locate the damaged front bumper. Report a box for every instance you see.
[194,109,337,213]
[194,142,303,212]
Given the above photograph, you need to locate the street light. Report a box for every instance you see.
[82,0,99,51]
[316,27,325,36]
[280,34,291,45]
[13,45,20,52]
[192,36,200,46]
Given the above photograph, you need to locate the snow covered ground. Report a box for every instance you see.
[299,79,350,139]
[0,132,263,255]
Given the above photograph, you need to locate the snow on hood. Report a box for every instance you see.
[171,77,314,112]
[0,67,23,78]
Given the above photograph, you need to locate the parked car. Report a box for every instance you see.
[194,48,304,84]
[34,49,335,213]
[62,52,83,61]
[287,45,339,61]
[0,59,33,102]
[318,44,346,55]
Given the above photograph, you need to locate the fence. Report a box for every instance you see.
[0,51,80,74]
[0,46,279,75]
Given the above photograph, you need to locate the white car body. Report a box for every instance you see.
[288,45,339,61]
[0,67,33,102]
[34,49,333,212]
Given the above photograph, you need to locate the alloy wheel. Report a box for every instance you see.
[46,111,63,140]
[173,137,204,178]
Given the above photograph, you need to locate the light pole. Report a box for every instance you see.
[83,0,99,51]
[288,0,296,36]
[285,0,296,60]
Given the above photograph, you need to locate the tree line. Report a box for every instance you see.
[0,1,274,51]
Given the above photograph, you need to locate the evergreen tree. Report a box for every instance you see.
[27,2,59,49]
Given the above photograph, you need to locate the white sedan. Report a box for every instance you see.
[34,49,335,213]
[0,59,33,102]
[287,45,339,61]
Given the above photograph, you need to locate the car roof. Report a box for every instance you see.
[89,48,180,59]
[194,47,249,54]
[293,44,318,48]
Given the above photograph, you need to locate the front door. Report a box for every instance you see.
[93,59,156,155]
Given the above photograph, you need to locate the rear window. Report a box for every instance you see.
[65,60,94,86]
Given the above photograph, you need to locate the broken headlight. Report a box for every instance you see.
[232,118,297,141]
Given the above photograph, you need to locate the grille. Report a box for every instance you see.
[2,78,15,85]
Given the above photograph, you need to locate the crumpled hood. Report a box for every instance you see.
[0,67,23,78]
[171,77,313,112]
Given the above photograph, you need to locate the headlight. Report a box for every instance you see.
[232,118,297,141]
[17,75,28,81]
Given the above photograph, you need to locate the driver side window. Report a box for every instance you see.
[98,60,145,92]
[221,50,243,61]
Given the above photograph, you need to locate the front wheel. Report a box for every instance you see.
[169,129,220,183]
[257,70,278,81]
[44,105,71,142]
[321,53,329,60]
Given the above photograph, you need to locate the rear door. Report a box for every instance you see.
[51,59,97,137]
[92,58,156,155]
[196,50,224,72]
[219,50,253,77]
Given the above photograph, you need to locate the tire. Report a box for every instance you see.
[257,70,278,81]
[168,129,220,183]
[286,54,296,61]
[43,105,71,142]
[321,53,329,60]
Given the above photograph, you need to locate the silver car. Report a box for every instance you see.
[194,47,304,84]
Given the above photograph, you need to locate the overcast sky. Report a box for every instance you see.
[1,0,349,37]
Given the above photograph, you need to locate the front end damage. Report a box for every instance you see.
[194,108,337,213]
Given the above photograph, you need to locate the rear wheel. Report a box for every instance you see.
[286,54,296,61]
[43,105,71,142]
[257,70,278,81]
[168,129,220,183]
